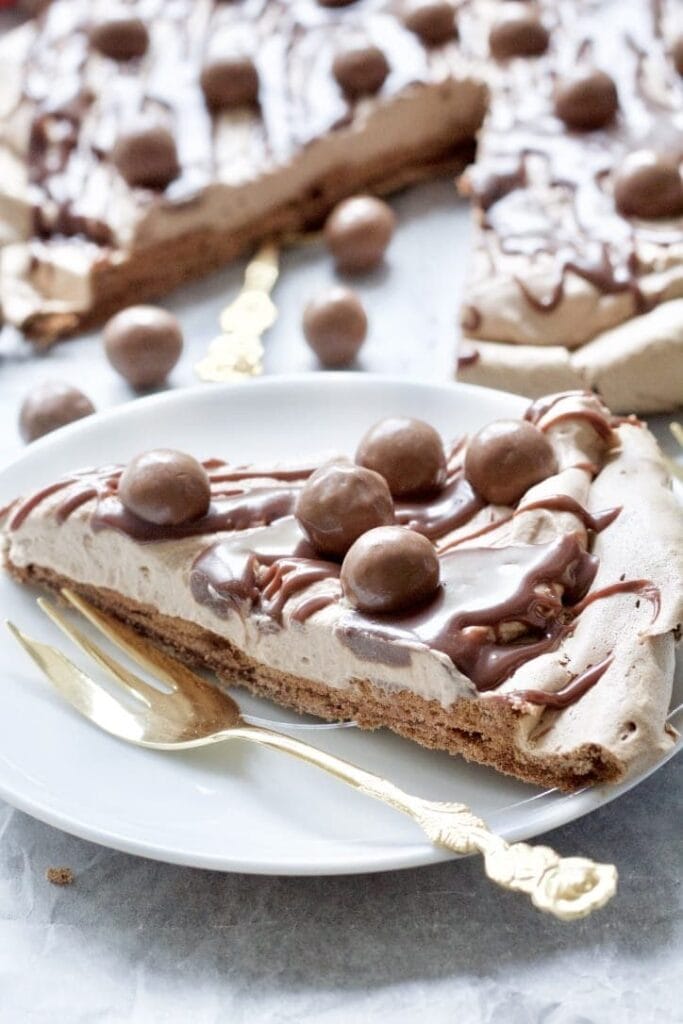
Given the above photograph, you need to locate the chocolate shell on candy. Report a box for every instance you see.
[489,6,549,60]
[90,12,149,61]
[103,306,183,389]
[673,35,683,76]
[465,420,558,506]
[295,461,394,558]
[324,196,396,274]
[402,1,457,46]
[118,450,211,526]
[614,151,683,220]
[4,390,682,793]
[356,417,447,497]
[303,287,367,368]
[332,42,390,98]
[554,69,618,131]
[112,121,180,190]
[19,382,95,443]
[201,55,259,109]
[341,526,440,614]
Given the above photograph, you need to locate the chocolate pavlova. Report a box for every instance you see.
[3,391,682,789]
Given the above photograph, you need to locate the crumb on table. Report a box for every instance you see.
[46,866,74,886]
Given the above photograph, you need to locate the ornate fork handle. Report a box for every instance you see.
[229,724,617,920]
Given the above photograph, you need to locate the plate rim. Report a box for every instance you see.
[0,373,679,875]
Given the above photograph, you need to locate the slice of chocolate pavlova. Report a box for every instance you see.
[3,391,681,790]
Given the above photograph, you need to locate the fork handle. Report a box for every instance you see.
[227,724,617,920]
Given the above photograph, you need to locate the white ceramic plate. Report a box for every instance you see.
[0,375,680,875]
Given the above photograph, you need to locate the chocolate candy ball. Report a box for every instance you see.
[295,461,394,558]
[332,43,389,98]
[341,526,440,614]
[90,13,149,61]
[672,35,683,76]
[465,420,557,505]
[356,417,447,497]
[614,150,683,219]
[104,306,183,389]
[112,121,179,190]
[19,381,95,443]
[324,195,396,273]
[303,287,367,368]
[118,450,211,526]
[554,69,618,131]
[200,55,259,109]
[402,1,457,46]
[489,6,549,60]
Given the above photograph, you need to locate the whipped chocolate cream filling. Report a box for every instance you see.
[8,398,657,703]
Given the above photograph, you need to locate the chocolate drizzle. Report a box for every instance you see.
[91,486,300,542]
[572,578,661,620]
[523,390,616,441]
[510,655,614,708]
[9,418,644,708]
[459,0,683,336]
[338,533,599,691]
[190,517,340,624]
[518,495,621,534]
[394,474,484,540]
[18,0,458,245]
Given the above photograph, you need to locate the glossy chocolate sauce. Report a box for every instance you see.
[338,533,599,691]
[394,474,485,540]
[9,460,312,542]
[10,414,645,707]
[190,516,340,624]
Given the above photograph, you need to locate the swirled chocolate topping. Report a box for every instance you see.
[12,395,660,706]
[461,0,683,336]
[339,532,599,691]
[18,0,463,243]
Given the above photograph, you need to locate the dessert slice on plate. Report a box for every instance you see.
[3,392,682,791]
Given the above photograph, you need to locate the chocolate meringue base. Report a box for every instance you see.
[457,299,683,414]
[4,561,624,791]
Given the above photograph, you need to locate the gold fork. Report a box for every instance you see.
[7,588,617,920]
